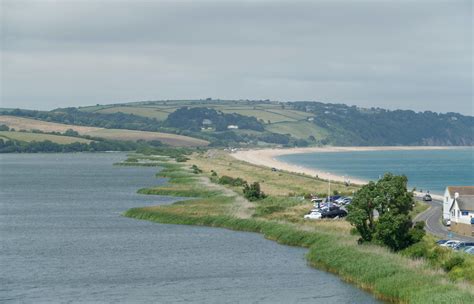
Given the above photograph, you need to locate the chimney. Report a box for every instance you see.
[454,192,460,199]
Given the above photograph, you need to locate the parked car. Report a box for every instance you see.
[464,247,474,255]
[321,209,347,219]
[319,205,340,213]
[422,194,432,201]
[304,211,322,220]
[461,246,474,253]
[341,198,352,205]
[311,198,324,208]
[453,242,474,251]
[439,240,461,248]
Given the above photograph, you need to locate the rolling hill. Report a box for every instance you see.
[2,99,473,147]
[0,115,208,147]
[0,131,93,144]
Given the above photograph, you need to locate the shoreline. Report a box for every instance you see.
[123,154,474,303]
[231,146,458,200]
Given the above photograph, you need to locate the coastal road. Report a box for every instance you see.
[414,198,474,242]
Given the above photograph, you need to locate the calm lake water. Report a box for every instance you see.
[0,153,378,303]
[278,148,474,195]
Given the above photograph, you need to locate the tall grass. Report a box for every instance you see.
[123,154,474,303]
[125,207,474,303]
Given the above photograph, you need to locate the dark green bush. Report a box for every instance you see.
[218,175,246,186]
[243,182,266,201]
[176,156,190,162]
[191,164,202,174]
[443,256,465,272]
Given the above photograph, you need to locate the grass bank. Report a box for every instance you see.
[122,152,474,303]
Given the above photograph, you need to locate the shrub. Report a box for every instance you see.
[443,256,465,272]
[243,182,266,201]
[191,164,202,174]
[218,175,246,187]
[176,156,189,162]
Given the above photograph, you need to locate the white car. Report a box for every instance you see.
[439,240,460,248]
[304,211,322,220]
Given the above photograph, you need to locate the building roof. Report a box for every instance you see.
[456,196,474,211]
[447,186,474,197]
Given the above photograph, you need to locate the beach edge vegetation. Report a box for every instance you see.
[122,153,474,304]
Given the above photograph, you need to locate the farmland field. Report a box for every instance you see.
[92,106,171,120]
[265,121,329,140]
[79,101,312,124]
[0,131,92,144]
[0,115,208,147]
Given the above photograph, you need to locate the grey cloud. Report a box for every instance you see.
[1,0,472,114]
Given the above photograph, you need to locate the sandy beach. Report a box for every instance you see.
[231,146,453,200]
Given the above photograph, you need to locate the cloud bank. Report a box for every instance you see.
[1,0,472,114]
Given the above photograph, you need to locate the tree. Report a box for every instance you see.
[64,129,79,137]
[347,173,425,251]
[243,182,266,201]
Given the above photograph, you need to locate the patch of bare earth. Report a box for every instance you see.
[198,177,254,219]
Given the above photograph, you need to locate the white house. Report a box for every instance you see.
[444,186,474,237]
[443,186,474,220]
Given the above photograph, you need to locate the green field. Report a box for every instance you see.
[0,131,92,144]
[265,121,329,140]
[78,100,323,140]
[80,100,312,124]
[0,115,208,147]
[93,106,171,120]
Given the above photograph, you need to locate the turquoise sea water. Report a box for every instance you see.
[277,148,474,195]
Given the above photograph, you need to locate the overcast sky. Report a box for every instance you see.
[1,0,472,114]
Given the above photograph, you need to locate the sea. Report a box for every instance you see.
[277,148,474,195]
[0,153,378,303]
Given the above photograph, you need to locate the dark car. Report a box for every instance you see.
[422,194,432,201]
[321,209,347,219]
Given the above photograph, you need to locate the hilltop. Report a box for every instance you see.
[1,99,472,148]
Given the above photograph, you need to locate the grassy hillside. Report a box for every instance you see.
[79,100,312,124]
[77,99,473,146]
[266,121,329,140]
[0,131,92,144]
[0,115,208,147]
[4,99,473,147]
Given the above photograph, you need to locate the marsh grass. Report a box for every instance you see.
[190,150,359,196]
[124,153,474,303]
[126,205,474,303]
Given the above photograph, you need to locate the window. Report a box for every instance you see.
[461,211,469,216]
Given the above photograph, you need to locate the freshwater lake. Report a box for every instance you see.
[0,153,378,303]
[278,148,474,195]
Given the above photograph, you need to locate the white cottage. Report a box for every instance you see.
[444,186,474,237]
[443,186,474,220]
